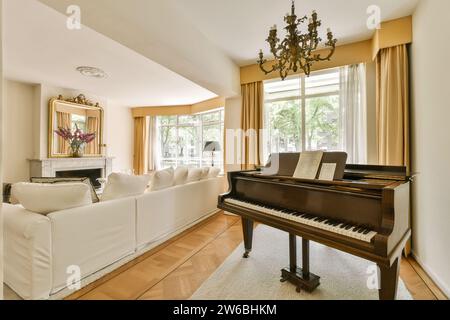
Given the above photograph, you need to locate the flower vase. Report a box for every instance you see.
[70,147,83,158]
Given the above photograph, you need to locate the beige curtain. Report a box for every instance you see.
[241,81,264,170]
[86,117,99,155]
[133,117,149,175]
[376,44,411,256]
[56,112,71,154]
[376,44,410,171]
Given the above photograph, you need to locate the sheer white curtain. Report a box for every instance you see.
[340,63,367,164]
[148,116,160,171]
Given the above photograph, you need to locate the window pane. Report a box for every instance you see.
[159,126,177,167]
[178,115,199,125]
[159,116,177,126]
[305,70,339,96]
[264,100,302,156]
[264,77,301,102]
[305,95,341,151]
[202,111,220,123]
[178,126,201,167]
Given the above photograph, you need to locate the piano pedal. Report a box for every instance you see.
[281,267,321,293]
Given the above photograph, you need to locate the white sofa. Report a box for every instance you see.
[3,177,225,300]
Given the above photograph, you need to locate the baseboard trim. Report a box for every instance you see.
[411,250,449,299]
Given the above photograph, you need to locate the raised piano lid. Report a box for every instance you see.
[344,164,410,181]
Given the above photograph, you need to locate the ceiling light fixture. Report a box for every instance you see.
[258,0,337,80]
[76,66,108,79]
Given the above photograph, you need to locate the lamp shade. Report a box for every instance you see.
[203,141,221,152]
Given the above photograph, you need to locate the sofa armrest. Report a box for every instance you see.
[3,204,52,300]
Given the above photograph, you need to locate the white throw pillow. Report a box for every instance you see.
[200,167,210,180]
[11,182,92,215]
[102,173,151,201]
[149,168,175,191]
[208,167,221,178]
[174,167,189,186]
[187,168,203,183]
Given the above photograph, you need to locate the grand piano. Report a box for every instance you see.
[218,153,411,300]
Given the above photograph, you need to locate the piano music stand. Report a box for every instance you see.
[280,235,320,292]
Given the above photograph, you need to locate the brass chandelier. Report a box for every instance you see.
[258,1,337,80]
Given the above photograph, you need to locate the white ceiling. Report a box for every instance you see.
[4,0,420,106]
[4,0,218,106]
[170,0,420,66]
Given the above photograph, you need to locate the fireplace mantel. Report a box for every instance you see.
[28,157,113,179]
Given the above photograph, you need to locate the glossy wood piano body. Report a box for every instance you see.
[218,156,411,300]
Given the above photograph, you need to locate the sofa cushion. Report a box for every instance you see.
[208,167,221,178]
[148,168,174,191]
[102,173,151,201]
[30,177,99,203]
[174,167,189,186]
[187,168,202,183]
[200,167,210,180]
[11,183,92,215]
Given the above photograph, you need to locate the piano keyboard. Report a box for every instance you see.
[224,198,377,243]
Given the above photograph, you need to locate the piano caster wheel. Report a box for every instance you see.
[280,277,288,283]
[296,286,302,293]
[243,251,251,259]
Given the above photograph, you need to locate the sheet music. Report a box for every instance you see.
[319,163,337,181]
[293,151,324,180]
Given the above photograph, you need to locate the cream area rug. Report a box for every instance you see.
[191,225,412,300]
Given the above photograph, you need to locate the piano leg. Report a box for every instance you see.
[242,218,254,258]
[378,256,401,300]
[281,235,320,293]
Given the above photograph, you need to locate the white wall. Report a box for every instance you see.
[3,80,34,183]
[0,0,4,300]
[411,0,450,297]
[105,100,133,173]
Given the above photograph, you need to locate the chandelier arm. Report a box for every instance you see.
[259,62,278,75]
[314,45,337,61]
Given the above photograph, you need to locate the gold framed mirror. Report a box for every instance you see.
[48,94,104,158]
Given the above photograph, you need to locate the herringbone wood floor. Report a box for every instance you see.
[66,212,446,300]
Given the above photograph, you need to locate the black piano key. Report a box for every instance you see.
[345,225,354,230]
[363,229,371,235]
